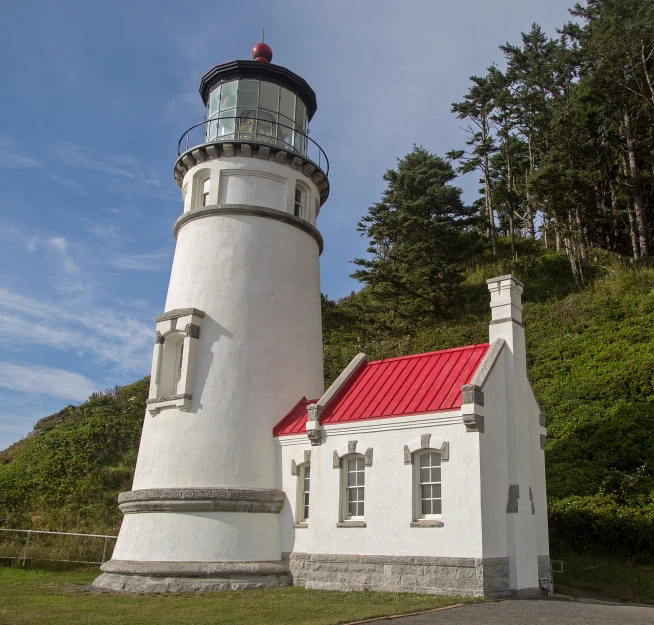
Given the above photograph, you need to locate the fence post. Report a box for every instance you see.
[102,537,108,563]
[22,531,31,567]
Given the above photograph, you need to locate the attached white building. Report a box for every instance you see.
[274,275,550,596]
[93,44,550,596]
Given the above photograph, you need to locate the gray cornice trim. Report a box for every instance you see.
[100,559,289,577]
[155,308,206,322]
[469,339,506,389]
[174,142,329,205]
[146,394,192,405]
[118,487,285,514]
[173,205,324,254]
[486,274,524,287]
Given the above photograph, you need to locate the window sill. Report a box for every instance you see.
[337,521,366,528]
[410,520,444,528]
[293,523,308,529]
[146,393,192,415]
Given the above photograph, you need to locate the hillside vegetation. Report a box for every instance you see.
[1,248,653,559]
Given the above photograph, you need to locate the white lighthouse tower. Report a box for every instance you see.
[94,43,330,592]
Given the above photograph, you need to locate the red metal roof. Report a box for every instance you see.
[273,344,489,436]
[272,397,317,437]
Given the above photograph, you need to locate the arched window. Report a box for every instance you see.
[342,455,365,521]
[294,186,304,218]
[193,169,212,209]
[415,450,442,519]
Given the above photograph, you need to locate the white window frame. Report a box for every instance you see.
[201,178,210,206]
[414,449,442,521]
[341,454,366,521]
[296,463,311,523]
[192,169,212,209]
[294,185,304,218]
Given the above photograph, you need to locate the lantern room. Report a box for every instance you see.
[197,45,318,157]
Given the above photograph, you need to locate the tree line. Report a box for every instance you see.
[352,0,654,315]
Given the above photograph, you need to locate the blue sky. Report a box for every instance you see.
[0,0,576,449]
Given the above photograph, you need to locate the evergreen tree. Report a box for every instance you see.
[352,147,479,322]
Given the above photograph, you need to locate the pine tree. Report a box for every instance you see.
[352,147,480,322]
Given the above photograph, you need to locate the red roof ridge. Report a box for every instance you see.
[367,343,490,365]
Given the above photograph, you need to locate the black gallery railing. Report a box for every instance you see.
[178,117,329,176]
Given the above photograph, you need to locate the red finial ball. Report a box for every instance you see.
[252,42,273,63]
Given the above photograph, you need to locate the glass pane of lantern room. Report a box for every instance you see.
[238,80,259,108]
[278,115,294,147]
[257,110,277,143]
[295,99,306,131]
[218,111,235,139]
[259,82,279,112]
[280,88,295,120]
[237,108,256,140]
[220,81,237,110]
[208,85,221,119]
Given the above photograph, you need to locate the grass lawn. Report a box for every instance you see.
[0,567,477,625]
[553,553,654,605]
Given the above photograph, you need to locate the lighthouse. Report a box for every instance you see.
[94,43,330,592]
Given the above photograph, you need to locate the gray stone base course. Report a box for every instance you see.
[93,559,290,593]
[93,572,288,592]
[284,553,519,598]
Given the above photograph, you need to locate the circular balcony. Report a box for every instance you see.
[174,117,330,200]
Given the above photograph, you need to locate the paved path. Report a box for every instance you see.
[391,598,654,625]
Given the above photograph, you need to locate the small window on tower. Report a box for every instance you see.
[202,178,210,206]
[176,340,184,390]
[294,187,303,218]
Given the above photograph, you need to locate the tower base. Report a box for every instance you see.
[92,560,290,593]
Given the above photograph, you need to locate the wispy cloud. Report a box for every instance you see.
[52,143,178,201]
[0,137,44,169]
[49,174,87,196]
[84,220,119,240]
[0,362,96,401]
[24,236,79,275]
[0,287,153,374]
[109,249,172,271]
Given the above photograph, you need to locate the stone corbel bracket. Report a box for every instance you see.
[307,353,368,446]
[333,440,373,468]
[403,433,449,464]
[460,339,506,433]
[290,449,312,476]
[147,307,206,415]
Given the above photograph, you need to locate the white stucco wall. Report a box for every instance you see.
[478,355,510,559]
[486,316,542,590]
[181,157,320,225]
[276,411,484,559]
[112,510,282,562]
[132,211,324,491]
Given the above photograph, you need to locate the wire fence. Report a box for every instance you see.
[0,528,117,567]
